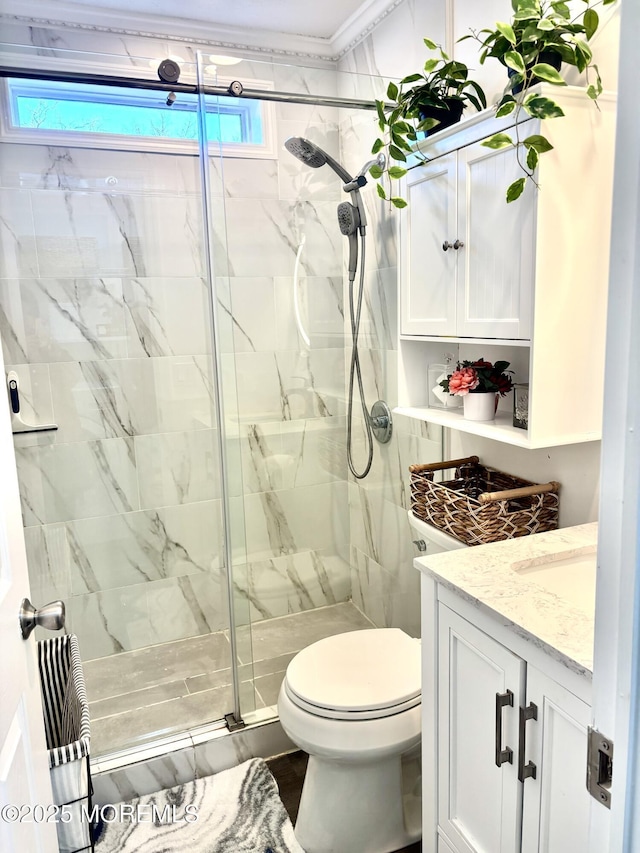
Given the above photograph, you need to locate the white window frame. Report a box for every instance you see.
[0,74,278,160]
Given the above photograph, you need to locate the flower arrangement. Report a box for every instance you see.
[440,358,514,396]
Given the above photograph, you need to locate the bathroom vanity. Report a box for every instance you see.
[415,522,597,853]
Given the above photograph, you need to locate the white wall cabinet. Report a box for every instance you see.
[397,86,616,448]
[437,602,591,853]
[401,137,535,340]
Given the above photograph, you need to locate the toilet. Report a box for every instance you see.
[277,513,468,853]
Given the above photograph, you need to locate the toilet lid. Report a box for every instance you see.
[285,629,421,716]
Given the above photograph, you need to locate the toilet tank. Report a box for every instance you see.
[407,511,468,554]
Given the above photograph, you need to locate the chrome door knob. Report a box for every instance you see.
[19,598,66,640]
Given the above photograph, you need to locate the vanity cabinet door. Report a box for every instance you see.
[400,153,457,336]
[520,666,591,853]
[438,604,525,853]
[456,140,536,341]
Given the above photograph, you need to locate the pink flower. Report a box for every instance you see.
[448,367,479,396]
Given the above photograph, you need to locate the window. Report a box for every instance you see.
[1,76,276,158]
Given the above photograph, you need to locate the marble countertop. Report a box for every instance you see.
[414,522,598,677]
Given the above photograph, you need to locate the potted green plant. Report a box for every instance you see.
[370,39,486,208]
[461,0,617,202]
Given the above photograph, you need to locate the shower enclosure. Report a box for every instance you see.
[0,41,429,762]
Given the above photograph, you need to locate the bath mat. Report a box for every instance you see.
[95,757,305,853]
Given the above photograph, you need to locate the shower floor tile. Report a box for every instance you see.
[87,602,373,757]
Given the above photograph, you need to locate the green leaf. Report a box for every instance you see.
[375,100,386,129]
[522,94,565,119]
[495,99,517,117]
[387,81,398,101]
[496,21,517,43]
[423,59,439,73]
[536,17,555,30]
[400,73,423,84]
[506,178,526,203]
[376,183,387,200]
[526,147,539,171]
[550,2,570,18]
[423,37,438,50]
[523,133,554,153]
[391,197,408,209]
[388,145,407,162]
[530,63,567,84]
[371,138,384,154]
[369,165,383,179]
[481,132,514,150]
[388,166,408,179]
[417,117,439,131]
[584,8,599,39]
[504,51,526,73]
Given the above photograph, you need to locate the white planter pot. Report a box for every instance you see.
[463,392,497,422]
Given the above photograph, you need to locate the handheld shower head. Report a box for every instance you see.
[337,202,360,279]
[284,136,353,184]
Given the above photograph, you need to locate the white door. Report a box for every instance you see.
[520,666,591,853]
[400,153,457,336]
[457,139,535,341]
[438,604,525,853]
[0,343,59,853]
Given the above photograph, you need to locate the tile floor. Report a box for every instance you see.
[85,602,373,756]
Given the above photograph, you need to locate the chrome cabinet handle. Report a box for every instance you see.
[19,598,66,640]
[442,240,464,251]
[495,690,514,767]
[518,702,538,782]
[453,239,464,250]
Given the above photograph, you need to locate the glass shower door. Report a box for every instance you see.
[0,51,251,756]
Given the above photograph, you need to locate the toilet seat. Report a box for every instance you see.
[283,628,421,721]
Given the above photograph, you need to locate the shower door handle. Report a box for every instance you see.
[6,371,58,434]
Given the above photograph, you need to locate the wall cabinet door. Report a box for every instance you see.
[438,604,525,853]
[400,153,457,336]
[520,666,591,853]
[456,141,535,340]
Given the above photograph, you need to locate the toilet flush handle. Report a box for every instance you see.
[412,539,427,552]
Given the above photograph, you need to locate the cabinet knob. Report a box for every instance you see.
[453,239,464,250]
[442,240,464,251]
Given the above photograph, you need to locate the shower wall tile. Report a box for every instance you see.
[243,481,348,562]
[28,190,205,278]
[146,572,228,645]
[227,277,278,353]
[68,501,223,595]
[0,277,128,363]
[15,437,139,526]
[360,266,398,351]
[222,198,342,278]
[123,277,211,358]
[49,356,216,443]
[217,158,280,200]
[23,523,72,604]
[234,349,345,423]
[134,429,220,508]
[233,550,351,622]
[0,189,39,278]
[68,584,151,658]
[274,275,344,350]
[0,143,202,197]
[350,546,421,637]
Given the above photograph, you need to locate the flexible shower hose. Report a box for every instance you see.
[347,236,374,480]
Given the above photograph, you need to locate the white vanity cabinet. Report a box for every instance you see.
[397,86,616,448]
[400,136,535,340]
[436,600,591,853]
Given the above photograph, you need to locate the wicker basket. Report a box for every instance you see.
[409,455,560,546]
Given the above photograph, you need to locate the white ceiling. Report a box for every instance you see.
[39,0,372,40]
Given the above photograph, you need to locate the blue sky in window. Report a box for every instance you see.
[16,94,244,141]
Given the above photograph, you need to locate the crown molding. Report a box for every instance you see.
[0,0,407,62]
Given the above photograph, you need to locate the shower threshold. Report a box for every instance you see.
[84,602,373,757]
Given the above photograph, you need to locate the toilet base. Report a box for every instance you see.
[294,751,421,853]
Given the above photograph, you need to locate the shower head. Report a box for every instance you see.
[284,137,353,184]
[337,201,359,236]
